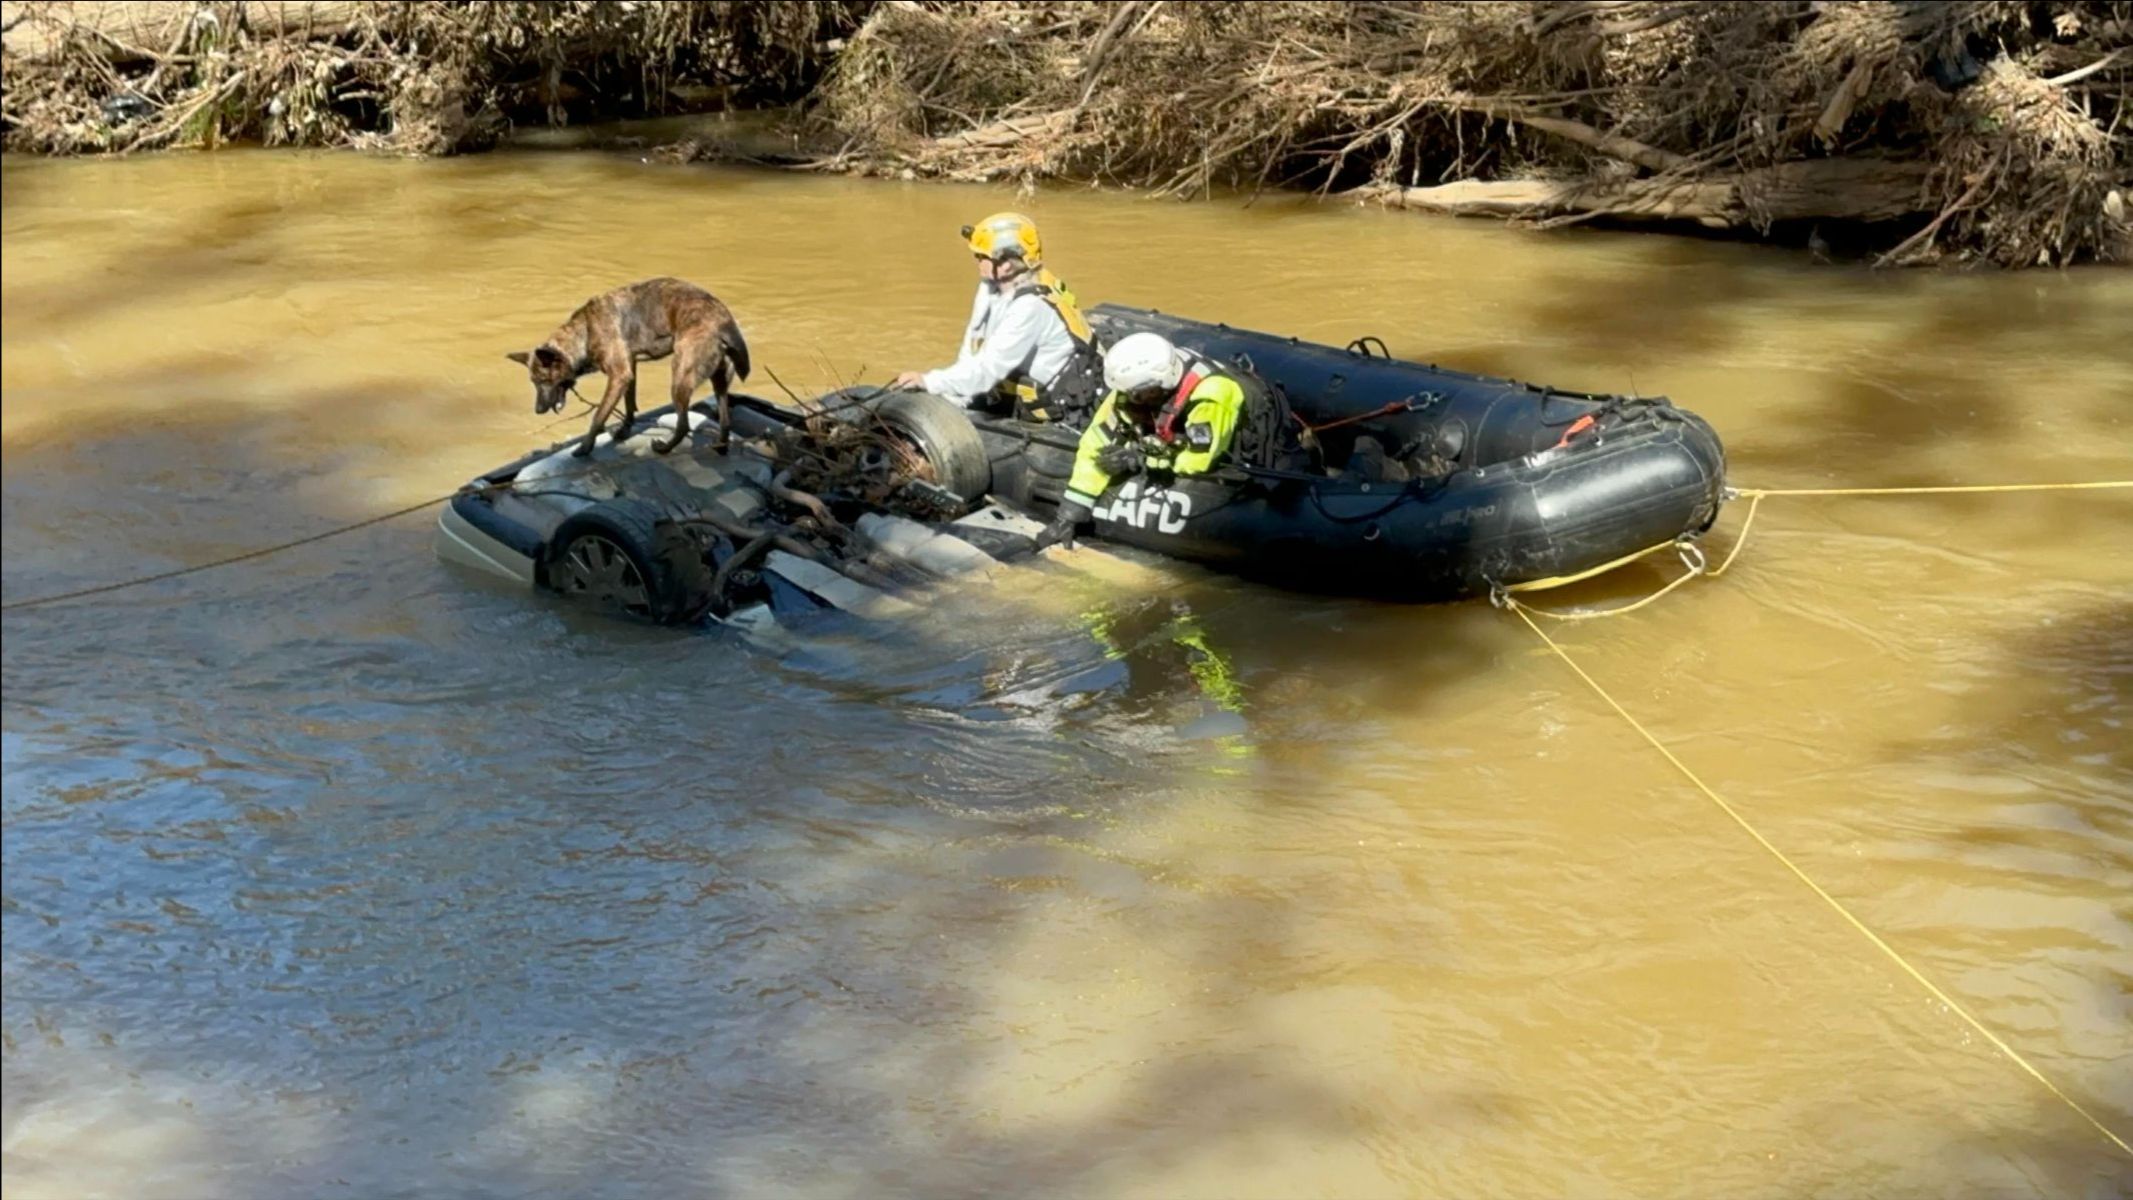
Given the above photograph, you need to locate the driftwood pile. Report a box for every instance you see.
[5,1,2127,266]
[809,1,2131,266]
[1,1,861,155]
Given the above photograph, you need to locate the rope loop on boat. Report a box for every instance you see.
[1491,477,2131,621]
[1491,535,1708,621]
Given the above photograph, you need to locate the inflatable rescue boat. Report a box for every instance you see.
[964,305,1729,600]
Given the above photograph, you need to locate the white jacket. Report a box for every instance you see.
[922,281,1078,406]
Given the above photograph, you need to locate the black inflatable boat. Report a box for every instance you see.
[958,305,1728,600]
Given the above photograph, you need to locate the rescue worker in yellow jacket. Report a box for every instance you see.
[890,212,1104,424]
[1036,332,1251,549]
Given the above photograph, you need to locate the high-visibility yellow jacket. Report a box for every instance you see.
[1063,367,1247,509]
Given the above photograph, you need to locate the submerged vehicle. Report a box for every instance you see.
[436,306,1727,623]
[433,390,1052,630]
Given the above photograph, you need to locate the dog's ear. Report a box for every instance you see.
[533,346,569,370]
[505,350,531,366]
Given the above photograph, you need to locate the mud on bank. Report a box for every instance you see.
[4,1,2128,267]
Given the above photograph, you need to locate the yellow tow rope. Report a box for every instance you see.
[1497,475,2133,1159]
[1738,480,2133,497]
[1497,479,2128,620]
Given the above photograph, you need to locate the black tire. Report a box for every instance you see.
[829,388,993,503]
[541,498,715,625]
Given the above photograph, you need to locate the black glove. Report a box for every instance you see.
[1094,443,1145,477]
[1033,500,1090,550]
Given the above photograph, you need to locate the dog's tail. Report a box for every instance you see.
[722,321,752,382]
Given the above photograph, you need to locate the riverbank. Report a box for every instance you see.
[0,1,863,156]
[4,1,2128,266]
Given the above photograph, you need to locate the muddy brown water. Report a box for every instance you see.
[3,146,2130,1200]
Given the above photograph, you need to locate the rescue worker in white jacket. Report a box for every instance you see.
[891,212,1103,424]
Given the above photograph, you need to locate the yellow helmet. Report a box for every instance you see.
[961,211,1042,267]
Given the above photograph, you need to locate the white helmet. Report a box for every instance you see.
[1103,332,1185,399]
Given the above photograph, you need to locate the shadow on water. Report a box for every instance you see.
[1937,1118,2133,1200]
[22,390,2124,1195]
[3,169,320,332]
[0,152,575,354]
[1748,597,2133,1199]
[2,379,1529,1197]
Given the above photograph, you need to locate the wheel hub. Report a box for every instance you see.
[554,534,651,616]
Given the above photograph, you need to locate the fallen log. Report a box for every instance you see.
[1,1,363,65]
[1732,157,1933,224]
[1354,157,1932,229]
[1357,175,1730,226]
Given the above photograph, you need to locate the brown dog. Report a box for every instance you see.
[508,277,751,458]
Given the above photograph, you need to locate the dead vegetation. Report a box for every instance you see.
[807,1,2132,266]
[4,1,2127,266]
[1,1,863,155]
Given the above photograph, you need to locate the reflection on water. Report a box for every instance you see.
[4,148,2130,1199]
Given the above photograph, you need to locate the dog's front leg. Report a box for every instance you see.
[574,373,629,458]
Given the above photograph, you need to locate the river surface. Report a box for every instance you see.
[3,145,2130,1200]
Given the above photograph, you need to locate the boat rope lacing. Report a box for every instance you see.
[1494,475,2133,1161]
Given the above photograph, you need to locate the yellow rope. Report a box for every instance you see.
[1499,474,2133,1145]
[1502,494,1759,620]
[1738,480,2133,497]
[1500,477,2125,617]
[1505,546,1706,622]
[1508,604,2133,1159]
[1503,538,1680,595]
[1705,490,1762,579]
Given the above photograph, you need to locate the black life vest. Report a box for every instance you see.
[996,278,1104,425]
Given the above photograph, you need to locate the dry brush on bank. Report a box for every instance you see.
[4,1,2127,267]
[1,0,864,155]
[809,0,2131,266]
